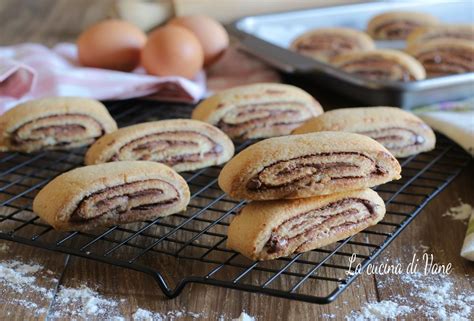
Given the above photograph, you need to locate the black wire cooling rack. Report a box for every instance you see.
[0,100,471,304]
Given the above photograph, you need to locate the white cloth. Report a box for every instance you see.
[461,211,474,261]
[414,98,474,156]
[0,43,206,114]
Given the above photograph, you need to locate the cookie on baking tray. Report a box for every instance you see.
[191,83,323,140]
[218,132,401,201]
[85,119,234,172]
[290,27,375,62]
[33,161,190,231]
[367,11,439,40]
[406,38,474,77]
[293,107,436,158]
[331,49,426,81]
[406,24,474,45]
[0,97,117,153]
[227,188,385,260]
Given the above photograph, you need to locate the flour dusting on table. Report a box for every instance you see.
[232,311,256,321]
[0,259,56,316]
[401,273,473,320]
[443,200,473,222]
[0,243,10,253]
[0,260,52,295]
[50,285,121,320]
[346,300,412,320]
[347,269,473,320]
[132,307,205,320]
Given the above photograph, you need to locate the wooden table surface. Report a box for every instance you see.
[1,1,473,320]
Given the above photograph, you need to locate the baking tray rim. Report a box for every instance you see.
[227,0,474,92]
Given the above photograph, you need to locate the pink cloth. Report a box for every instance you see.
[0,43,206,114]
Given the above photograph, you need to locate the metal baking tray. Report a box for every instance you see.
[228,0,474,108]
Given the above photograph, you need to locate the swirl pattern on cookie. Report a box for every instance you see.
[33,161,190,231]
[290,28,375,62]
[407,39,474,77]
[218,132,401,200]
[0,97,117,152]
[331,49,426,81]
[192,83,323,140]
[407,24,474,45]
[293,107,436,157]
[367,11,438,40]
[227,189,385,260]
[85,119,234,172]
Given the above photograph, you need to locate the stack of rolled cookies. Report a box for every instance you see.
[219,131,402,261]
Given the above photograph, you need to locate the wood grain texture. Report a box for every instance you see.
[0,0,473,320]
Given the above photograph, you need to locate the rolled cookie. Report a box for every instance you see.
[290,27,375,62]
[218,132,401,200]
[293,107,436,158]
[192,83,323,140]
[227,188,385,260]
[407,24,474,45]
[367,11,439,40]
[406,39,474,77]
[85,119,234,172]
[33,161,190,231]
[0,97,117,152]
[331,49,426,81]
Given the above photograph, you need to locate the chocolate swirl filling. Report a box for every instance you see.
[264,198,376,255]
[217,101,316,139]
[338,58,416,81]
[373,20,421,39]
[108,131,223,166]
[71,179,179,222]
[246,152,386,192]
[421,31,474,42]
[11,114,104,149]
[414,49,474,76]
[293,35,360,59]
[357,127,425,151]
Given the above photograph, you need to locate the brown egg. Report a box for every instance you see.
[169,15,229,67]
[77,19,147,71]
[141,25,204,79]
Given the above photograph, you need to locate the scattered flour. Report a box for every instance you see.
[232,311,256,321]
[347,243,473,320]
[0,259,56,317]
[0,243,10,253]
[348,272,473,320]
[133,308,155,321]
[0,260,51,296]
[0,255,206,320]
[443,201,473,223]
[402,273,473,320]
[132,307,205,320]
[346,300,412,320]
[51,285,121,319]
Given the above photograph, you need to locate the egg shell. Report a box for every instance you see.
[141,25,204,79]
[169,15,229,66]
[77,19,147,72]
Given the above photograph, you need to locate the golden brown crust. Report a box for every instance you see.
[406,38,474,77]
[331,49,426,81]
[367,11,439,40]
[191,83,323,140]
[290,27,375,62]
[293,107,436,157]
[32,161,190,231]
[218,132,401,200]
[0,97,117,152]
[406,24,474,45]
[85,119,234,172]
[227,188,385,260]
